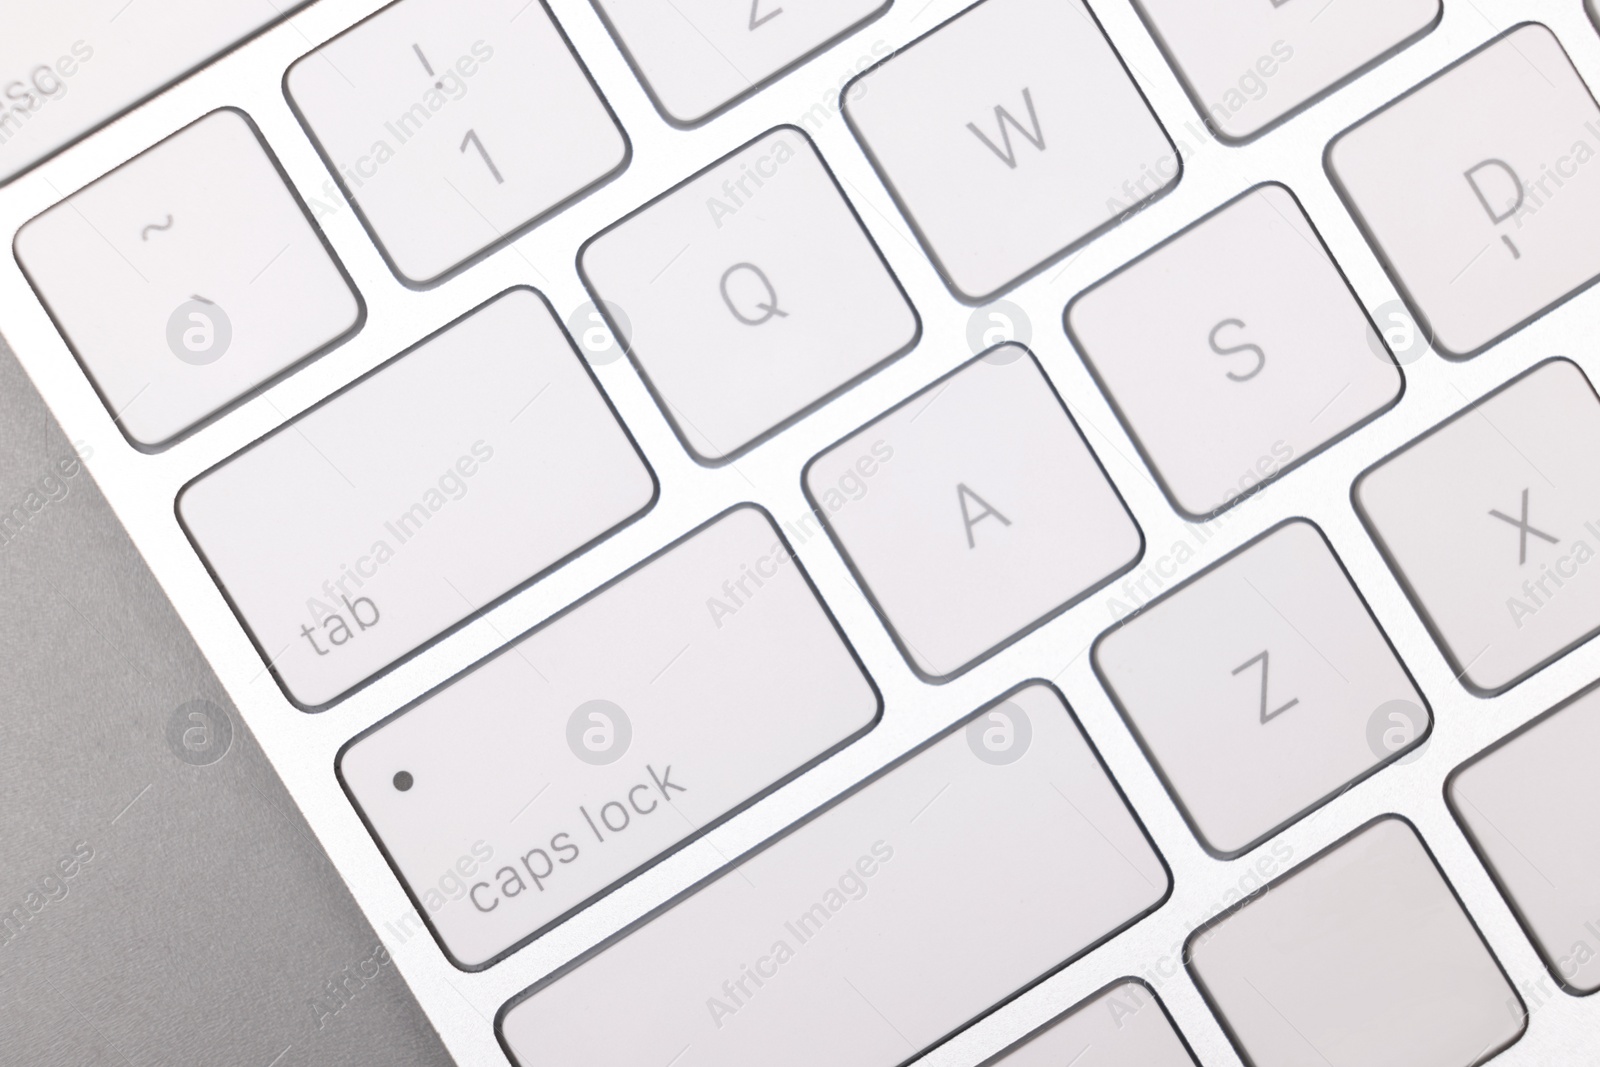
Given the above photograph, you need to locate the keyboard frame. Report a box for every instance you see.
[4,0,1600,1063]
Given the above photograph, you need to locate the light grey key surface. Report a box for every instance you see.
[805,346,1142,679]
[0,2,315,182]
[499,683,1169,1067]
[1067,183,1401,519]
[841,0,1177,301]
[0,338,453,1066]
[1130,0,1439,142]
[1327,24,1600,358]
[1354,359,1600,694]
[587,0,890,124]
[579,127,918,462]
[987,980,1196,1067]
[1095,520,1428,856]
[1450,683,1600,994]
[285,0,629,285]
[1189,817,1523,1067]
[340,505,880,969]
[14,108,361,448]
[179,286,655,709]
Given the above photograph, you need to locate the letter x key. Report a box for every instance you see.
[1488,488,1559,565]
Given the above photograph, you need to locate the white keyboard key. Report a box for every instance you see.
[14,109,360,448]
[994,981,1195,1067]
[1327,25,1600,358]
[581,128,918,462]
[0,3,312,182]
[286,0,628,285]
[179,287,654,709]
[591,0,890,125]
[1355,359,1600,695]
[842,0,1177,302]
[1450,685,1600,994]
[1068,184,1401,519]
[1095,520,1427,857]
[341,506,879,968]
[805,347,1141,679]
[500,683,1168,1067]
[1189,818,1522,1067]
[1131,0,1439,142]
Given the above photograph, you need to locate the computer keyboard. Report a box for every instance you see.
[589,0,894,125]
[8,0,1600,1066]
[14,107,361,447]
[987,979,1197,1066]
[1449,684,1600,996]
[1129,0,1443,143]
[1326,24,1600,359]
[1189,817,1523,1067]
[1355,357,1600,697]
[284,0,630,286]
[1067,182,1401,520]
[840,0,1179,301]
[1094,519,1429,857]
[499,682,1167,1067]
[0,3,316,183]
[340,504,880,967]
[804,347,1142,679]
[177,285,655,707]
[578,126,919,463]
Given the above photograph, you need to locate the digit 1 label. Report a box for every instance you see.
[460,129,505,184]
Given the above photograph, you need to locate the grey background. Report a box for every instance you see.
[0,338,454,1067]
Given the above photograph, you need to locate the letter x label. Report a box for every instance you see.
[1488,488,1558,565]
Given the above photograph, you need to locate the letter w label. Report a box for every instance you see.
[967,88,1045,169]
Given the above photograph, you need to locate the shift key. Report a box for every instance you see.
[499,682,1169,1065]
[178,286,656,708]
[339,505,881,969]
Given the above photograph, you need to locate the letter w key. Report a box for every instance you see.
[968,88,1045,168]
